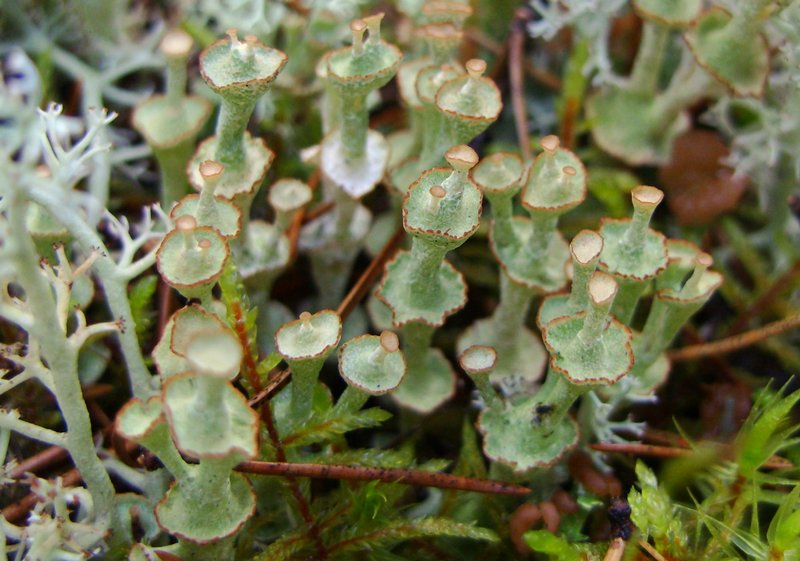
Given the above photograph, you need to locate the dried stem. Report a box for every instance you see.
[590,442,791,470]
[230,293,329,559]
[237,460,530,495]
[726,260,800,335]
[668,314,800,362]
[509,9,532,160]
[10,445,70,478]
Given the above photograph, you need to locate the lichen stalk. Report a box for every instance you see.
[288,355,326,422]
[531,370,584,433]
[567,256,596,311]
[652,61,715,132]
[214,98,255,169]
[526,212,559,259]
[628,21,669,94]
[408,237,449,299]
[492,272,535,356]
[27,185,155,399]
[5,190,116,527]
[401,322,435,387]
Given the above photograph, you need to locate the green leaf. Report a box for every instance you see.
[453,417,487,479]
[282,407,392,449]
[327,517,497,557]
[586,167,639,218]
[129,274,158,342]
[249,528,311,561]
[685,500,770,560]
[768,485,800,552]
[522,530,582,561]
[736,383,800,475]
[629,461,684,546]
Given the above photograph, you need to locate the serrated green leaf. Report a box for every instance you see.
[737,383,800,475]
[768,485,800,552]
[629,460,684,546]
[522,530,582,561]
[327,517,497,557]
[249,528,311,561]
[283,407,392,449]
[685,500,770,560]
[257,352,282,379]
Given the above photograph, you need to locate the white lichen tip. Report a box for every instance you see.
[175,214,197,231]
[588,271,618,306]
[185,328,243,380]
[570,230,604,265]
[363,12,385,41]
[227,28,254,60]
[445,144,479,172]
[459,345,497,375]
[465,58,487,78]
[632,185,664,207]
[540,135,560,154]
[160,29,193,58]
[351,19,367,54]
[269,179,312,212]
[199,160,224,180]
[695,252,713,269]
[428,184,446,213]
[379,330,400,353]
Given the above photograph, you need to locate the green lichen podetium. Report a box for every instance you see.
[598,186,668,324]
[187,30,287,225]
[477,271,633,474]
[588,0,772,166]
[116,323,258,557]
[378,145,481,414]
[132,30,212,210]
[275,310,342,424]
[459,136,587,396]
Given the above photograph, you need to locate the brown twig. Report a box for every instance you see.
[679,324,738,382]
[302,201,336,225]
[590,442,792,470]
[10,446,70,478]
[157,278,174,339]
[231,293,329,559]
[236,460,530,496]
[602,538,626,561]
[726,260,800,335]
[668,314,800,362]
[509,9,532,160]
[560,97,578,151]
[287,207,305,263]
[249,225,406,409]
[524,61,562,91]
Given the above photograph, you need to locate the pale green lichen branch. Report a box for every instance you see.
[25,183,164,398]
[0,409,66,447]
[3,188,117,527]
